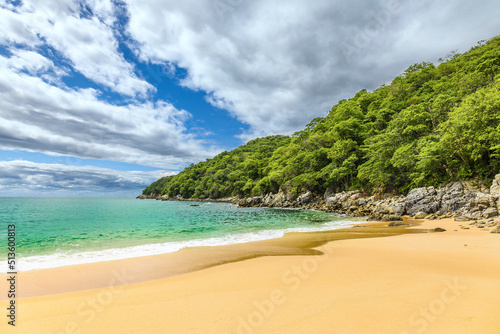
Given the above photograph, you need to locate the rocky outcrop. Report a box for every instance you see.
[406,187,439,216]
[237,195,264,207]
[460,179,500,220]
[140,175,500,224]
[366,196,406,221]
[297,192,313,205]
[235,175,500,222]
[483,207,499,218]
[436,181,474,214]
[490,174,500,197]
[322,191,404,220]
[403,179,500,221]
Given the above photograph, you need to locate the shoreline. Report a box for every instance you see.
[0,219,420,300]
[2,211,363,274]
[2,218,500,333]
[1,199,364,274]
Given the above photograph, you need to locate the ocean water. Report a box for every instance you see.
[0,198,358,272]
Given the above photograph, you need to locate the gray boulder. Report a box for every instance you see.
[464,211,484,221]
[406,187,439,216]
[382,196,406,216]
[262,193,274,206]
[297,192,313,205]
[388,221,410,227]
[262,192,288,207]
[238,196,263,207]
[381,214,403,221]
[490,174,500,197]
[324,191,359,210]
[437,182,473,214]
[473,193,496,207]
[414,212,428,219]
[429,227,446,233]
[483,207,499,219]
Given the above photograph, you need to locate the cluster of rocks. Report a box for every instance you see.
[459,219,499,233]
[139,175,500,234]
[235,175,500,226]
[405,177,500,221]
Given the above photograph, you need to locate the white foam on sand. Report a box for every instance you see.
[8,219,358,272]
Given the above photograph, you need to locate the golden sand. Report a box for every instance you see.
[1,218,499,333]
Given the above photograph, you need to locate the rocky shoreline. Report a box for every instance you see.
[138,175,500,233]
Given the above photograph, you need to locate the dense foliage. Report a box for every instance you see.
[143,135,291,198]
[143,36,500,198]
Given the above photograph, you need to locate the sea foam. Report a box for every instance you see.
[11,219,356,272]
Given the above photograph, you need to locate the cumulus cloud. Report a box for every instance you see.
[0,51,220,168]
[0,0,153,97]
[125,0,500,139]
[0,160,174,196]
[1,0,499,196]
[0,0,223,170]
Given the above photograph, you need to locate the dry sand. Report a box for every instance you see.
[1,218,499,334]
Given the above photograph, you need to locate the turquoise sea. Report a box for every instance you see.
[0,198,358,272]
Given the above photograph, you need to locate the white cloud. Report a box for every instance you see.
[0,52,220,168]
[0,160,174,196]
[1,0,499,196]
[0,0,153,97]
[125,0,500,140]
[7,49,68,84]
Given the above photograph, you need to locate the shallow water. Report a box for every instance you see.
[0,197,360,271]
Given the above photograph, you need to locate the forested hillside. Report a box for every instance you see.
[143,36,500,199]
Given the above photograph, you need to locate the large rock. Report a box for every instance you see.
[381,214,403,221]
[388,221,410,227]
[437,181,473,214]
[466,193,497,219]
[324,191,359,210]
[473,193,496,207]
[490,174,500,197]
[262,192,288,207]
[464,211,484,221]
[483,207,499,218]
[381,196,406,216]
[238,196,263,207]
[406,187,439,216]
[368,196,405,221]
[297,192,313,205]
[414,212,428,219]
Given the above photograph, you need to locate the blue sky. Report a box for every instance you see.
[0,0,499,197]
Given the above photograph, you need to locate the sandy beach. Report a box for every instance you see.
[1,218,500,334]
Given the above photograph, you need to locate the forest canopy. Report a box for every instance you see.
[143,36,500,199]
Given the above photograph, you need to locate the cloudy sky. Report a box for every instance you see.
[0,0,499,197]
